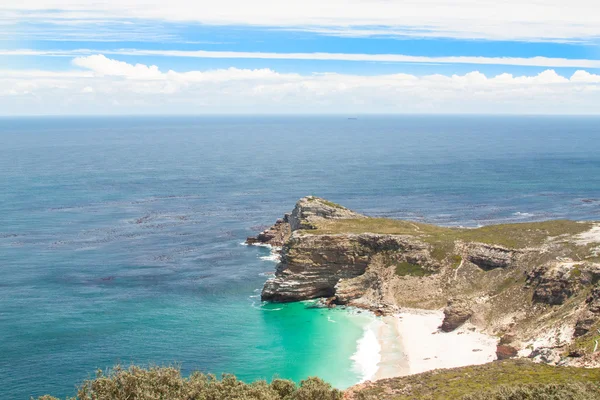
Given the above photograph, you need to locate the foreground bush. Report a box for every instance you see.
[37,365,343,400]
[462,382,600,400]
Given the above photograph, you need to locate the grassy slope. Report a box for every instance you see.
[310,218,593,248]
[310,218,596,263]
[352,360,600,400]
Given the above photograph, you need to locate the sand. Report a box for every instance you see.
[372,309,498,380]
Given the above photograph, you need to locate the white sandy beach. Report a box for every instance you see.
[369,309,498,381]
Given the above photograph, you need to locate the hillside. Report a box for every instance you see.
[248,196,600,367]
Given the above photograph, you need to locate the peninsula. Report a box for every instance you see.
[247,196,600,377]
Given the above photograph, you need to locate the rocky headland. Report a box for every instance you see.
[247,196,600,370]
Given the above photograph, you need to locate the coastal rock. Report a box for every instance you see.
[528,264,576,305]
[288,196,365,231]
[261,233,425,302]
[530,348,562,365]
[496,345,519,360]
[246,216,291,247]
[586,285,600,313]
[460,242,523,271]
[574,312,597,337]
[335,271,379,305]
[441,299,473,332]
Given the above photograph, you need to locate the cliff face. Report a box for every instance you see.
[261,233,428,305]
[247,197,600,366]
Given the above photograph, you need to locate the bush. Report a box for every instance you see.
[462,382,600,400]
[36,365,343,400]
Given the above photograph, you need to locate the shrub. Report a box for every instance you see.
[36,365,343,400]
[462,382,600,400]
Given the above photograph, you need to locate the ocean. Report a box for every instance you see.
[1,115,600,399]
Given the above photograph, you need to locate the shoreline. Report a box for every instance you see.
[249,241,498,385]
[352,308,498,384]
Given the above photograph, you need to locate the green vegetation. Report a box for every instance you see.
[309,198,344,209]
[353,360,600,400]
[462,382,600,400]
[394,261,432,277]
[571,265,583,278]
[311,218,592,248]
[35,361,600,400]
[451,254,463,268]
[569,319,600,355]
[310,218,593,252]
[37,365,342,400]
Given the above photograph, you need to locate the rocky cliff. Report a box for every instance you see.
[247,197,600,367]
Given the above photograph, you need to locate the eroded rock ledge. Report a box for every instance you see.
[247,196,600,367]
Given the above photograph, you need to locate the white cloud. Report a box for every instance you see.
[3,0,600,42]
[5,49,600,69]
[571,70,600,83]
[1,55,600,115]
[72,55,163,79]
[70,54,301,82]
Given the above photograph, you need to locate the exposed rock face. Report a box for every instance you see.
[246,196,362,246]
[496,345,519,360]
[528,264,577,305]
[574,312,597,337]
[335,271,379,305]
[288,196,365,231]
[441,299,473,332]
[259,196,427,303]
[261,233,426,303]
[460,242,523,271]
[587,285,600,313]
[246,216,291,247]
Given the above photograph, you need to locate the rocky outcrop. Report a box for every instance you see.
[261,233,427,303]
[587,285,600,313]
[288,196,365,231]
[574,312,597,337]
[257,197,427,304]
[246,196,362,246]
[527,262,600,306]
[459,242,523,271]
[441,299,473,332]
[246,216,291,247]
[496,345,519,360]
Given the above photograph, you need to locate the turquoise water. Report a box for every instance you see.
[1,116,600,399]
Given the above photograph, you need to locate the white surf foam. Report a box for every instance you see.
[351,321,382,383]
[514,212,534,217]
[259,253,281,262]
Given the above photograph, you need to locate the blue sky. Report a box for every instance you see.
[2,1,600,115]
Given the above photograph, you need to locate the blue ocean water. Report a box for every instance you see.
[1,116,600,399]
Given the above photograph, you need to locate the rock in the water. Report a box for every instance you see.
[441,299,472,332]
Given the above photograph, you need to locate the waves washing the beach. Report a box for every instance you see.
[351,320,382,382]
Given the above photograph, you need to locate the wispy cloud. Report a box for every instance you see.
[4,49,600,69]
[3,0,600,42]
[2,55,600,115]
